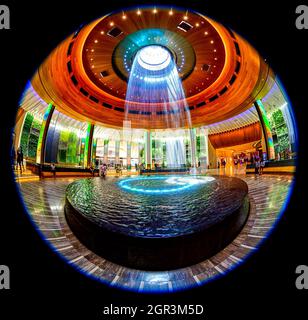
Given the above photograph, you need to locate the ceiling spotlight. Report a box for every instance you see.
[100,31,105,35]
[183,15,188,20]
[204,31,208,35]
[153,7,157,14]
[210,40,214,44]
[195,23,200,27]
[137,9,141,15]
[91,49,95,52]
[169,9,173,15]
[109,21,114,26]
[94,40,98,43]
[122,15,127,20]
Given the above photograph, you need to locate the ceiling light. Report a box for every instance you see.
[210,40,214,44]
[169,10,173,15]
[137,45,172,71]
[122,15,127,20]
[137,9,141,15]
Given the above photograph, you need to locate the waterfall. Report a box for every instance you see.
[166,138,185,168]
[124,45,193,168]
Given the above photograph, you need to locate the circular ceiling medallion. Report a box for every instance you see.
[111,29,196,84]
[137,45,171,71]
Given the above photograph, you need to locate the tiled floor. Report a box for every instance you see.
[16,171,294,292]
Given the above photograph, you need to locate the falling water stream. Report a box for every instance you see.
[124,45,193,168]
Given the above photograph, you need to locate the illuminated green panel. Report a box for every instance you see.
[83,123,92,167]
[256,100,275,159]
[36,103,53,164]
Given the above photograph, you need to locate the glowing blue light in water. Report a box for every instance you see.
[118,176,215,194]
[125,45,192,167]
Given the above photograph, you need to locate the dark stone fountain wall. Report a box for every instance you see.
[65,176,250,270]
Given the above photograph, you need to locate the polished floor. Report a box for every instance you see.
[16,171,294,292]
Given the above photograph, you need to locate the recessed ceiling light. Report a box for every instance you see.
[137,9,141,15]
[195,23,200,27]
[122,15,127,20]
[153,8,157,14]
[210,40,214,44]
[169,10,173,15]
[100,31,105,35]
[204,31,208,35]
[91,49,95,52]
[110,22,114,26]
[94,40,98,43]
[183,15,188,20]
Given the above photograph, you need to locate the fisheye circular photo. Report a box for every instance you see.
[12,6,297,293]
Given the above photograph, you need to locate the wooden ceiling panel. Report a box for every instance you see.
[31,7,275,129]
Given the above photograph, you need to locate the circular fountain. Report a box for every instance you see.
[65,175,249,270]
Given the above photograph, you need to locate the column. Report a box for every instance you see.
[189,128,197,167]
[84,123,94,168]
[254,100,275,160]
[36,103,55,164]
[103,140,108,163]
[144,130,152,169]
[115,140,120,165]
[13,108,27,153]
[199,127,209,169]
[127,141,131,170]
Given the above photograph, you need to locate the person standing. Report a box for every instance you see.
[16,147,24,173]
[260,159,266,175]
[89,163,95,177]
[255,158,260,175]
[50,163,56,178]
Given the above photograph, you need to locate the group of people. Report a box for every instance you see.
[89,162,108,178]
[12,146,25,173]
[254,157,266,175]
[218,158,227,168]
[89,161,126,178]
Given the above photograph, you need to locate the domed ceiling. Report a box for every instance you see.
[31,6,275,129]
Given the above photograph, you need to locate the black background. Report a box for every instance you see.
[0,0,307,318]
